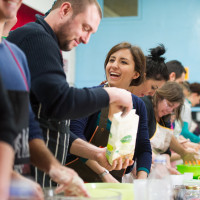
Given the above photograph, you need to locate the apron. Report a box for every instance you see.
[31,99,70,188]
[150,122,173,155]
[4,41,30,176]
[66,107,126,182]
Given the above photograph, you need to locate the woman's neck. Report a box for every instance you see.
[0,22,4,43]
[154,107,160,122]
[128,85,141,96]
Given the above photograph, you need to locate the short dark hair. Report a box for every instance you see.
[104,42,146,86]
[146,44,169,82]
[190,82,200,95]
[51,0,102,18]
[166,60,186,79]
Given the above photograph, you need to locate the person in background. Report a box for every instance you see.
[171,82,200,164]
[129,50,198,168]
[7,0,133,187]
[180,82,200,143]
[141,82,184,173]
[129,44,169,97]
[166,60,199,162]
[166,60,186,83]
[68,42,152,182]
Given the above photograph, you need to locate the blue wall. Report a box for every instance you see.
[75,0,200,88]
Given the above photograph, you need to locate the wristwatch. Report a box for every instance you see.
[99,169,109,178]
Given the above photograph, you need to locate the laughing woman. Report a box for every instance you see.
[66,42,152,182]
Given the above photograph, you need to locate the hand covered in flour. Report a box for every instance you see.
[49,165,89,197]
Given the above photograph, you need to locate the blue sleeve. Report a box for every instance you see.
[181,122,200,143]
[68,117,89,160]
[68,131,78,151]
[126,96,152,174]
[70,117,89,141]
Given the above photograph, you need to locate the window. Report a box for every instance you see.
[104,0,138,18]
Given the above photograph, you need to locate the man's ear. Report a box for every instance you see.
[59,2,72,18]
[169,72,176,81]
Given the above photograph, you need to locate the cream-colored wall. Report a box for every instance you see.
[23,0,54,14]
[22,0,76,85]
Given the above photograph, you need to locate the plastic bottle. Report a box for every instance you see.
[9,179,36,200]
[147,155,172,200]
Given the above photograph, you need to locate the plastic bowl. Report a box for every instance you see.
[85,183,133,200]
[176,164,200,179]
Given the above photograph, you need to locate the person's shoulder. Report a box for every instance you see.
[8,22,50,44]
[4,40,26,57]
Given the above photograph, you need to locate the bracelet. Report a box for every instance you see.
[98,169,109,178]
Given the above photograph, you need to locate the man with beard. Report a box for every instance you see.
[8,0,133,187]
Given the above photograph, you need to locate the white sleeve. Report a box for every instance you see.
[180,101,191,125]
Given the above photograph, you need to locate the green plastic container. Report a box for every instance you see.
[177,164,200,179]
[85,183,134,200]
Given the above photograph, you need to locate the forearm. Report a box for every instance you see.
[29,139,60,173]
[170,152,181,162]
[181,122,200,143]
[0,142,14,199]
[85,160,119,183]
[70,138,100,161]
[170,135,187,157]
[85,159,105,175]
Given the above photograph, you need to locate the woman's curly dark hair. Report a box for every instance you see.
[146,44,169,82]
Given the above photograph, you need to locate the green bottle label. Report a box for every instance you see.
[120,135,132,143]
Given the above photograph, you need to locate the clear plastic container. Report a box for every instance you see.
[9,179,36,200]
[147,155,173,200]
[43,187,122,200]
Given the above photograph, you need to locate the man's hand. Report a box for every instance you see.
[49,165,89,197]
[104,87,133,116]
[95,148,134,171]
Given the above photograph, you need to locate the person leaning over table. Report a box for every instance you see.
[180,82,200,143]
[170,82,200,163]
[7,0,134,188]
[128,44,169,97]
[165,60,200,160]
[0,75,17,200]
[1,0,123,198]
[67,42,152,183]
[141,81,198,174]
